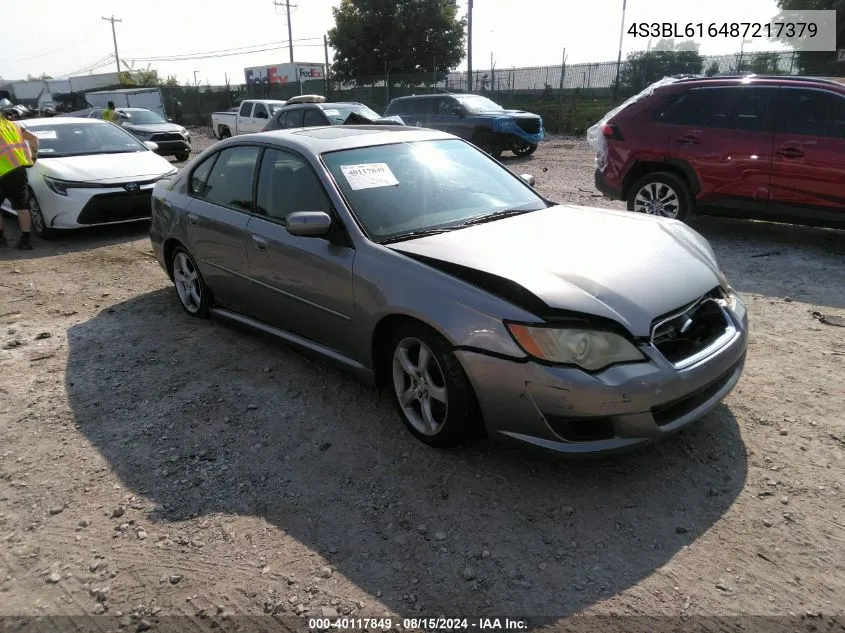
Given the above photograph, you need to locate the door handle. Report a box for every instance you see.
[251,235,268,251]
[187,213,199,225]
[775,146,804,158]
[676,134,701,145]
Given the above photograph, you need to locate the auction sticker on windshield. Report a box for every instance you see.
[340,163,399,190]
[31,130,57,139]
[323,109,340,116]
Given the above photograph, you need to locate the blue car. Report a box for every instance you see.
[383,93,544,158]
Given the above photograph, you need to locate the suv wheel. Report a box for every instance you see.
[472,129,502,158]
[627,171,693,222]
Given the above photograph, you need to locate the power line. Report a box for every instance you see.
[55,54,114,78]
[128,39,324,63]
[102,15,123,73]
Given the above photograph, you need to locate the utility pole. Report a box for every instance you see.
[273,0,296,63]
[323,34,331,98]
[466,0,473,92]
[101,15,123,74]
[613,0,627,101]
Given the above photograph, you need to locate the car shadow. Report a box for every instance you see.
[66,289,749,623]
[0,213,150,262]
[690,216,845,310]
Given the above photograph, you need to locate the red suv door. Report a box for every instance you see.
[655,85,777,215]
[769,86,845,224]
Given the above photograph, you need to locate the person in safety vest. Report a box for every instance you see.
[102,101,120,122]
[0,111,39,249]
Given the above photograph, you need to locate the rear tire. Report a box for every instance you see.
[472,129,502,159]
[388,321,482,448]
[175,152,190,162]
[170,246,211,318]
[218,127,231,139]
[627,171,694,223]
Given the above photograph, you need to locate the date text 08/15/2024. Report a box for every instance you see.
[307,618,528,631]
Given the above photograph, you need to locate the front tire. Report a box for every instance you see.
[175,152,190,162]
[512,142,537,157]
[472,129,502,159]
[389,322,481,448]
[170,246,211,318]
[627,171,693,222]
[28,190,55,239]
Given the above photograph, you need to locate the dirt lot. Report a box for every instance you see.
[0,129,843,632]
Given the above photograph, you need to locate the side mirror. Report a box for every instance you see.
[285,211,332,237]
[448,106,463,116]
[143,141,159,152]
[520,173,535,186]
[257,111,269,119]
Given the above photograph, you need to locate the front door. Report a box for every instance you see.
[183,145,261,312]
[768,86,845,223]
[243,147,358,359]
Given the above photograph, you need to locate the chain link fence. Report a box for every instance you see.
[160,49,816,135]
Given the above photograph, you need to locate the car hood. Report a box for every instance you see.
[36,151,175,183]
[474,110,540,119]
[123,122,184,134]
[386,205,726,336]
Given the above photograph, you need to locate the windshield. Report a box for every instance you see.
[124,109,166,124]
[268,103,286,114]
[24,121,148,158]
[322,104,382,124]
[455,95,505,113]
[322,139,548,243]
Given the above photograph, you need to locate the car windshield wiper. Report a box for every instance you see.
[458,208,536,226]
[381,227,460,244]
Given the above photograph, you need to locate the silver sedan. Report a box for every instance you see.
[150,126,748,455]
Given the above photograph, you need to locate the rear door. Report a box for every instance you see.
[183,145,261,311]
[656,85,776,215]
[768,86,845,222]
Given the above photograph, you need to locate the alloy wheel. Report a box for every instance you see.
[633,181,680,218]
[391,336,449,436]
[173,251,203,313]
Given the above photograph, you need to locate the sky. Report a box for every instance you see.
[1,0,789,85]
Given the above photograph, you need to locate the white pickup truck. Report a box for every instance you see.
[211,99,287,138]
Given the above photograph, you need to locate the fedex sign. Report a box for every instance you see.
[244,63,325,86]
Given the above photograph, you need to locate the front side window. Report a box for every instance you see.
[321,139,548,243]
[253,103,269,119]
[200,146,261,212]
[255,148,331,222]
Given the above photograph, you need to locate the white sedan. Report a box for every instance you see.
[0,117,177,239]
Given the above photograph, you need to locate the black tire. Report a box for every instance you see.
[175,152,190,162]
[626,171,694,223]
[472,129,502,158]
[512,142,537,157]
[388,321,482,448]
[219,127,231,139]
[27,190,55,239]
[169,246,211,318]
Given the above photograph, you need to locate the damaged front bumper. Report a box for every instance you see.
[456,296,749,455]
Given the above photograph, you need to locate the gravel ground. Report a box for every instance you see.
[0,128,843,632]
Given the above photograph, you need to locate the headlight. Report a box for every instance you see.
[43,175,69,196]
[507,323,645,371]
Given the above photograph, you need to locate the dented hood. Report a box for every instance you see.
[386,204,726,336]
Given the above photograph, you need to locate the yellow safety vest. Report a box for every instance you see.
[0,118,33,178]
[102,109,114,121]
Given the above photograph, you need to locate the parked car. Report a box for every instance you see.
[150,126,747,455]
[591,74,845,229]
[110,107,192,161]
[383,93,545,157]
[1,117,177,239]
[211,99,287,139]
[261,96,403,131]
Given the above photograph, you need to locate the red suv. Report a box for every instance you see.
[593,75,845,229]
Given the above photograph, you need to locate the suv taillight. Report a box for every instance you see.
[602,123,624,140]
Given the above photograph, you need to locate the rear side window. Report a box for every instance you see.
[284,109,304,128]
[200,146,261,212]
[410,98,438,116]
[656,87,772,131]
[777,88,845,138]
[303,109,326,127]
[385,99,410,115]
[189,152,218,196]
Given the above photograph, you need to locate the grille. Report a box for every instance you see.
[150,132,184,142]
[650,290,731,365]
[77,190,153,225]
[515,118,541,134]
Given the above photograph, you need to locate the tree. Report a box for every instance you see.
[705,60,721,76]
[120,65,161,87]
[619,49,705,93]
[774,0,844,74]
[163,75,179,87]
[739,52,784,74]
[328,0,466,84]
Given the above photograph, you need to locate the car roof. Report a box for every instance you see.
[119,107,155,112]
[281,101,365,109]
[661,74,845,90]
[229,125,455,154]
